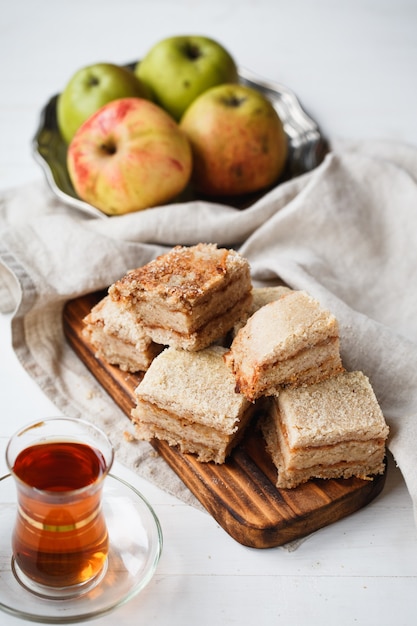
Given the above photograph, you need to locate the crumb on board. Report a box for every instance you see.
[123,430,136,442]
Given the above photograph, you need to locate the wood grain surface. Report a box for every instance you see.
[63,292,386,549]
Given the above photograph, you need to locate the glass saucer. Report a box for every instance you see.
[0,472,163,623]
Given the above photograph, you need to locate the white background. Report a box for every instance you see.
[1,1,417,625]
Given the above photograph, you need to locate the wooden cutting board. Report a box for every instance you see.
[63,292,386,549]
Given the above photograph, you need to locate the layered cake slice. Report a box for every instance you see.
[83,295,163,373]
[224,290,344,401]
[232,285,293,336]
[109,243,253,351]
[261,370,389,489]
[131,345,256,463]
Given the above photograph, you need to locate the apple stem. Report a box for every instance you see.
[226,95,246,108]
[88,75,100,87]
[184,42,202,61]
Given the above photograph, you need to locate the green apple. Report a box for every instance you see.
[67,97,192,215]
[57,63,148,143]
[135,35,238,121]
[180,83,288,197]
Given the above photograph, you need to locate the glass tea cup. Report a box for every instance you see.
[6,417,114,599]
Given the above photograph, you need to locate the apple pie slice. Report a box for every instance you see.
[224,290,344,401]
[131,345,256,463]
[261,370,389,488]
[82,294,162,373]
[109,243,253,351]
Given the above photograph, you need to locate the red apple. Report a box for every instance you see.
[67,98,192,215]
[180,83,288,197]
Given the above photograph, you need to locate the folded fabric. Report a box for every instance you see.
[1,139,417,533]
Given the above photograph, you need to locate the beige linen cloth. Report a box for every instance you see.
[1,139,417,530]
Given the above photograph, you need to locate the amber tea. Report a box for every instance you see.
[6,418,114,598]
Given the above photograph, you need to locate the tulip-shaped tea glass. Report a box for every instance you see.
[6,417,114,599]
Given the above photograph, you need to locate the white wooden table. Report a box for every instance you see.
[1,2,417,624]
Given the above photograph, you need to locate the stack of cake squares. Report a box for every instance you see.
[82,243,389,488]
[85,243,256,464]
[224,289,389,488]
